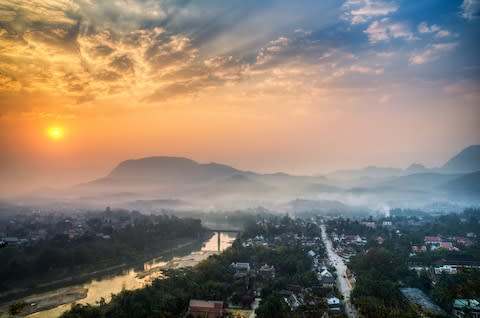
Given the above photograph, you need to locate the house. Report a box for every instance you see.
[327,297,341,313]
[434,254,480,274]
[285,294,303,311]
[258,264,275,279]
[307,250,316,258]
[188,300,224,318]
[319,269,333,278]
[375,236,385,245]
[452,299,480,318]
[439,242,456,251]
[231,262,250,273]
[362,221,376,228]
[344,235,366,245]
[424,236,442,245]
[382,221,392,227]
[412,245,427,254]
[0,240,6,248]
[319,276,335,289]
[1,237,19,245]
[400,288,447,317]
[455,237,473,246]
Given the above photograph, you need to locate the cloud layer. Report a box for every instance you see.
[0,0,478,191]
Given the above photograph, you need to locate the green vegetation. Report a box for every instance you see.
[59,244,315,318]
[432,270,480,312]
[0,214,205,291]
[335,208,480,317]
[8,301,27,315]
[60,215,327,318]
[349,248,418,318]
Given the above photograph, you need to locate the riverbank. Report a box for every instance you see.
[0,232,238,318]
[0,287,88,318]
[0,233,211,307]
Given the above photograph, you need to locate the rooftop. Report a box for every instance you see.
[400,288,447,317]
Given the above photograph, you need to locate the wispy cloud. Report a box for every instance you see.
[461,0,480,20]
[417,22,455,39]
[409,42,458,65]
[342,0,398,24]
[417,22,440,34]
[364,18,415,43]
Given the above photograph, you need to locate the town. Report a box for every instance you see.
[3,207,478,318]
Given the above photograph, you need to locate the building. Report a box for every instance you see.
[258,264,275,279]
[285,294,303,311]
[375,236,385,245]
[344,235,366,245]
[434,254,480,274]
[319,269,333,278]
[327,297,341,313]
[231,262,250,273]
[361,221,376,228]
[439,242,456,251]
[1,237,19,245]
[399,288,447,317]
[412,245,427,254]
[452,299,480,318]
[425,236,442,245]
[188,300,224,318]
[319,276,335,289]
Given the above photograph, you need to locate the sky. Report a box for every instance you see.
[0,0,479,194]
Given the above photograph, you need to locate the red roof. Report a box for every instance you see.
[425,236,441,242]
[188,300,224,318]
[439,242,454,250]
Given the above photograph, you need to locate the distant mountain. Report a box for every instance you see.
[105,156,246,184]
[442,145,480,173]
[83,156,330,194]
[441,171,480,196]
[378,172,459,191]
[204,174,273,195]
[288,199,367,214]
[405,163,428,174]
[327,166,403,180]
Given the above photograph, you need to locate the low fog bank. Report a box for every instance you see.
[1,145,479,216]
[2,172,478,218]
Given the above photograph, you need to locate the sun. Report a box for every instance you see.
[48,127,64,139]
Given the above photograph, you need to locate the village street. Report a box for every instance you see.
[320,224,359,318]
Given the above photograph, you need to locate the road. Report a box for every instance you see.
[320,224,359,318]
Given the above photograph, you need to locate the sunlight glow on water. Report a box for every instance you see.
[27,232,236,318]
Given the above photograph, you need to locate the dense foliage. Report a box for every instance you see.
[60,216,324,318]
[343,208,480,317]
[0,214,205,290]
[432,270,480,312]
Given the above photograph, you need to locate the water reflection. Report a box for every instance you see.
[27,232,236,318]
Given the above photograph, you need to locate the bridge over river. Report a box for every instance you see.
[204,228,242,252]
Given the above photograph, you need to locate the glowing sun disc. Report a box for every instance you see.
[48,127,63,139]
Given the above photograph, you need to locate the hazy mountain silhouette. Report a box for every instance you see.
[441,171,480,196]
[378,172,459,190]
[327,166,403,181]
[105,156,246,184]
[442,145,480,173]
[20,145,476,212]
[405,163,428,174]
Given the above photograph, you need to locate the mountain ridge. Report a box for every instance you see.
[441,145,480,173]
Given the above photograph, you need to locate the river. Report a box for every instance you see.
[23,232,236,318]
